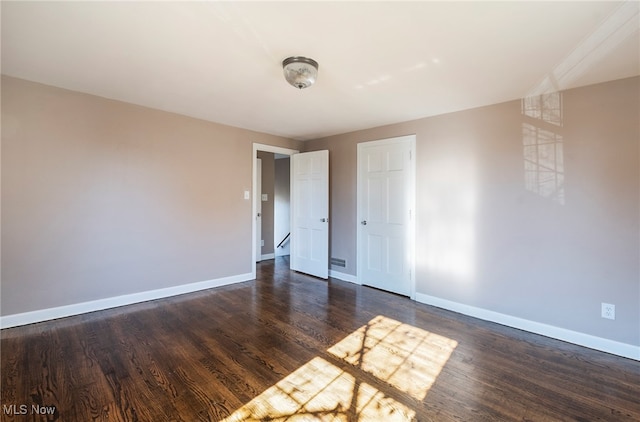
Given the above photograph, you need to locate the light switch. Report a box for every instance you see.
[262,194,268,201]
[244,190,250,200]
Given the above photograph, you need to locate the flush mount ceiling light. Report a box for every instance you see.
[282,56,319,89]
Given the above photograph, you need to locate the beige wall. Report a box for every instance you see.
[2,74,638,348]
[1,76,300,316]
[305,77,639,346]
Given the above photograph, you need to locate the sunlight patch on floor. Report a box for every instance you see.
[221,356,414,421]
[328,315,458,401]
[222,315,456,421]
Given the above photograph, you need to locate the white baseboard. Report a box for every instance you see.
[5,273,636,361]
[261,253,275,260]
[0,272,254,329]
[329,270,360,284]
[415,293,639,361]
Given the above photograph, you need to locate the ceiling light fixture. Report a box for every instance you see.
[282,56,319,89]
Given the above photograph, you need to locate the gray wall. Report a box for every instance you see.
[1,76,300,315]
[257,151,275,256]
[304,77,640,347]
[274,157,291,256]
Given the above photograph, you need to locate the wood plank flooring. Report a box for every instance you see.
[2,257,639,421]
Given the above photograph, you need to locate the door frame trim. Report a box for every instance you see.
[252,143,299,279]
[356,135,416,299]
[256,157,263,263]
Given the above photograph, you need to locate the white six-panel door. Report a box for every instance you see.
[357,136,415,296]
[291,150,329,279]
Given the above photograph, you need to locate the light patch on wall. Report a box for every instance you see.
[522,92,563,126]
[521,92,565,205]
[421,158,477,280]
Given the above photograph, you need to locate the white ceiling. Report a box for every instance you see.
[2,1,639,141]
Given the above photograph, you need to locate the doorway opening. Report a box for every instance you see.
[252,143,298,279]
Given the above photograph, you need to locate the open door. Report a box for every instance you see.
[290,150,329,279]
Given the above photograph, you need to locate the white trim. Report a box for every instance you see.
[256,157,263,263]
[261,253,275,260]
[1,273,253,329]
[329,270,360,284]
[415,293,640,361]
[252,143,299,279]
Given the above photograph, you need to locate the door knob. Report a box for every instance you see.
[361,220,367,225]
[321,218,328,222]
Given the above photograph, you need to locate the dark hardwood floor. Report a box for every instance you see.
[2,257,639,421]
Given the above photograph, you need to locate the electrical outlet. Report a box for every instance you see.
[601,303,615,320]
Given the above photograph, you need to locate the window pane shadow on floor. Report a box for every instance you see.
[222,315,457,421]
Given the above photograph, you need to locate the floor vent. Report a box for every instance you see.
[330,257,346,267]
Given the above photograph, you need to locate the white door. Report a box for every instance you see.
[357,136,415,297]
[291,150,329,279]
[256,158,262,262]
